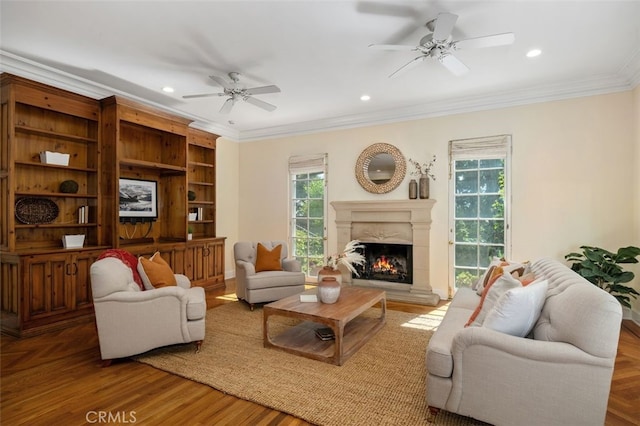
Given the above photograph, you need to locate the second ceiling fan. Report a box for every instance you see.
[183,72,280,114]
[369,12,515,78]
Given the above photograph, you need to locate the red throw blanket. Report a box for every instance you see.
[97,249,144,290]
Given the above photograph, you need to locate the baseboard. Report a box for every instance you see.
[225,269,235,280]
[631,307,640,327]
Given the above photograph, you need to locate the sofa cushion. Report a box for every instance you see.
[426,304,474,378]
[255,243,283,272]
[482,279,548,337]
[467,270,522,327]
[138,252,177,289]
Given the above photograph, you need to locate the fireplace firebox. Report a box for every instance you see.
[354,243,413,284]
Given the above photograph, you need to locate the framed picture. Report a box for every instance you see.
[119,178,158,222]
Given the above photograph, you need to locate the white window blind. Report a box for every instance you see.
[449,135,511,160]
[288,154,327,174]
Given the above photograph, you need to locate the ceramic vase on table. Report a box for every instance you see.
[419,174,429,199]
[317,266,342,304]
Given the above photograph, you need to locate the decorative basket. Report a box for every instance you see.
[15,198,59,224]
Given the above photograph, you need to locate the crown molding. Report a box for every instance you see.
[0,51,239,140]
[2,50,636,144]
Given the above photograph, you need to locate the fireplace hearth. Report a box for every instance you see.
[355,243,412,284]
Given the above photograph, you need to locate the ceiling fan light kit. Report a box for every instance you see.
[183,72,280,114]
[370,12,515,78]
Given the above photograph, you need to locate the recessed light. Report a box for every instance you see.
[360,94,371,101]
[162,86,175,93]
[526,49,542,58]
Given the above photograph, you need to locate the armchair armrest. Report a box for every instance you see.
[282,258,301,272]
[236,260,256,276]
[95,285,187,303]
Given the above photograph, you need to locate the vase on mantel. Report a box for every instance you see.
[419,174,430,199]
[409,179,418,199]
[317,266,342,304]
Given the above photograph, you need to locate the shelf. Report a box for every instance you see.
[15,161,97,173]
[189,181,214,187]
[189,220,214,224]
[15,192,98,199]
[188,161,214,168]
[119,159,187,174]
[189,201,214,206]
[15,125,98,144]
[15,223,98,229]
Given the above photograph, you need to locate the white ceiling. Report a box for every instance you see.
[1,1,639,142]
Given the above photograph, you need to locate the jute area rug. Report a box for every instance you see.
[135,302,481,426]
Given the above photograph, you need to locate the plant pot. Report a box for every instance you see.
[317,276,340,304]
[318,266,342,285]
[419,175,429,199]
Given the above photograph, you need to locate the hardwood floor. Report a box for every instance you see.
[1,280,639,425]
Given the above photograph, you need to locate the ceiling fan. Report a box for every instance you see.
[183,72,280,114]
[369,12,515,78]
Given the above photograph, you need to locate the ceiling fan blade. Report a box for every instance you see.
[219,98,235,114]
[453,32,515,50]
[182,92,224,99]
[433,12,458,42]
[438,53,469,76]
[244,95,277,112]
[209,74,233,89]
[389,55,426,78]
[244,85,281,95]
[369,43,417,51]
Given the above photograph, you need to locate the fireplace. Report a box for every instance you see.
[355,243,412,284]
[331,199,439,306]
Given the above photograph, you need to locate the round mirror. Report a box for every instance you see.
[355,143,406,194]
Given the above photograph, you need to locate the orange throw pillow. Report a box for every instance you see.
[465,266,504,327]
[255,243,283,272]
[139,252,177,288]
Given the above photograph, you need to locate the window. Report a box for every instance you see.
[289,154,327,278]
[449,135,511,293]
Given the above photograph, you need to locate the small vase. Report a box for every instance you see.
[317,276,341,304]
[409,179,417,199]
[419,175,429,199]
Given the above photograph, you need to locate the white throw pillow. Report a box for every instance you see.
[483,279,549,337]
[471,271,522,326]
[476,257,503,296]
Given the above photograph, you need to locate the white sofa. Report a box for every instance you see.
[426,257,622,425]
[90,257,206,364]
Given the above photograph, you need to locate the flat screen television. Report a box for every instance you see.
[118,178,158,222]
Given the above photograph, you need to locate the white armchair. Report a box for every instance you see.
[234,240,305,310]
[90,257,206,365]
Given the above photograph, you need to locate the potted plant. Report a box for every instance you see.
[565,245,640,308]
[187,225,193,241]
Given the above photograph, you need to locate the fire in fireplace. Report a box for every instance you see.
[353,243,413,284]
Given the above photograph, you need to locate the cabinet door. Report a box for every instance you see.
[22,253,73,321]
[204,240,225,284]
[72,250,102,311]
[185,243,207,283]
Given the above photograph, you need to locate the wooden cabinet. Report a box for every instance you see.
[0,74,108,336]
[1,75,225,337]
[1,74,104,252]
[100,96,225,291]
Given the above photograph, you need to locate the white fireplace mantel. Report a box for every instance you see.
[331,199,439,306]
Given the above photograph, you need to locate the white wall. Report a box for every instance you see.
[214,137,239,279]
[632,86,640,319]
[218,90,638,312]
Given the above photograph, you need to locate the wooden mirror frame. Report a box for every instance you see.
[355,143,406,194]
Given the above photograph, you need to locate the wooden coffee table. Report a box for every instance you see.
[263,287,386,365]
